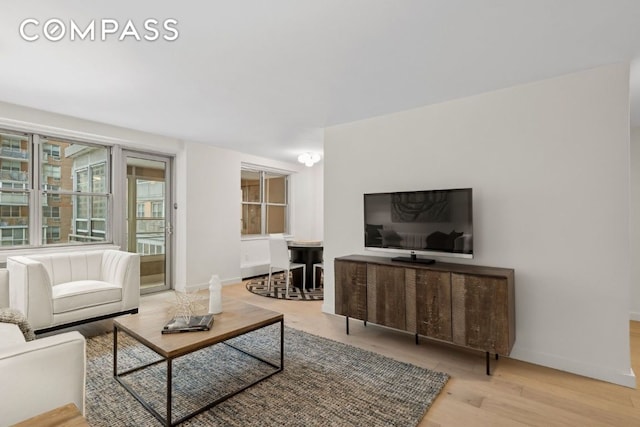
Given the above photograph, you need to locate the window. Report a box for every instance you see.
[42,143,61,160]
[1,228,27,246]
[241,166,289,235]
[42,164,61,180]
[44,226,60,243]
[1,205,21,217]
[0,132,30,245]
[151,201,164,218]
[0,130,112,248]
[42,206,60,218]
[39,137,110,244]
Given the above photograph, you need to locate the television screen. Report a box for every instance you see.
[364,188,473,260]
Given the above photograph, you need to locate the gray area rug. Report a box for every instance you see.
[85,325,448,426]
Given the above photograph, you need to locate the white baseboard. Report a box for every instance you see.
[182,276,242,293]
[509,346,636,388]
[630,311,640,321]
[322,302,334,314]
[241,264,269,279]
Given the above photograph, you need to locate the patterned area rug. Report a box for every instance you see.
[245,273,323,300]
[85,325,448,427]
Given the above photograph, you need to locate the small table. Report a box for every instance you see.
[288,241,323,289]
[113,299,284,427]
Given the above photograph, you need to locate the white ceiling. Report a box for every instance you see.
[1,1,640,163]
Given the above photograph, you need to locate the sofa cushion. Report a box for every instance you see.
[0,323,27,347]
[53,280,122,314]
[30,252,103,285]
[0,308,35,341]
[0,268,9,308]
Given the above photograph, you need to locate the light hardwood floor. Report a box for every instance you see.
[82,282,640,426]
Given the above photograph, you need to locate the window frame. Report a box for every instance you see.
[240,165,290,237]
[0,129,114,248]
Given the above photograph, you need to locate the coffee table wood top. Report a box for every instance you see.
[113,298,283,358]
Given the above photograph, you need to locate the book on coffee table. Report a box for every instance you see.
[162,314,214,334]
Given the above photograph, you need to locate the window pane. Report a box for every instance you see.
[0,133,30,184]
[0,202,29,246]
[44,226,61,244]
[40,138,108,193]
[76,194,89,218]
[42,194,107,244]
[92,195,107,219]
[91,163,106,192]
[137,202,145,218]
[266,205,286,234]
[241,204,261,235]
[265,173,286,204]
[0,132,30,246]
[241,170,261,202]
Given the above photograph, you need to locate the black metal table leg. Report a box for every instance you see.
[113,325,118,377]
[115,319,284,427]
[166,359,172,427]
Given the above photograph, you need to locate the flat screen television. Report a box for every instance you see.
[364,188,473,264]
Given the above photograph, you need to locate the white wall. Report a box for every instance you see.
[180,142,320,288]
[324,64,634,387]
[0,101,324,291]
[631,126,640,320]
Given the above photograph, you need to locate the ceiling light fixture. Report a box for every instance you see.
[297,152,321,167]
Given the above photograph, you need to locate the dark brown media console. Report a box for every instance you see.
[334,255,515,374]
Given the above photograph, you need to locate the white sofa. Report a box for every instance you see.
[0,321,85,426]
[8,249,140,333]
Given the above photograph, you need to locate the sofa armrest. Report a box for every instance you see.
[101,250,140,311]
[0,329,86,425]
[7,257,54,330]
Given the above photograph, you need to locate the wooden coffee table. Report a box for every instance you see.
[113,299,284,427]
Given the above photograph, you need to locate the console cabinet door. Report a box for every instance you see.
[334,260,367,321]
[451,273,510,354]
[367,264,406,330]
[416,270,452,341]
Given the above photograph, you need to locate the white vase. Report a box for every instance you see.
[208,274,222,314]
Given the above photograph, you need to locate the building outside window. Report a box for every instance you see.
[42,206,60,218]
[44,226,61,243]
[0,130,112,247]
[151,201,164,218]
[133,179,165,255]
[241,166,289,236]
[0,132,30,245]
[42,164,61,180]
[42,142,61,160]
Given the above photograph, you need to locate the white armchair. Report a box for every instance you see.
[8,249,140,333]
[0,310,85,426]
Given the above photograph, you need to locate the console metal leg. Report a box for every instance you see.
[486,352,491,375]
[415,333,419,345]
[346,316,349,335]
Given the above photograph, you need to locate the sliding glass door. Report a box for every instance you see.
[123,151,173,294]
